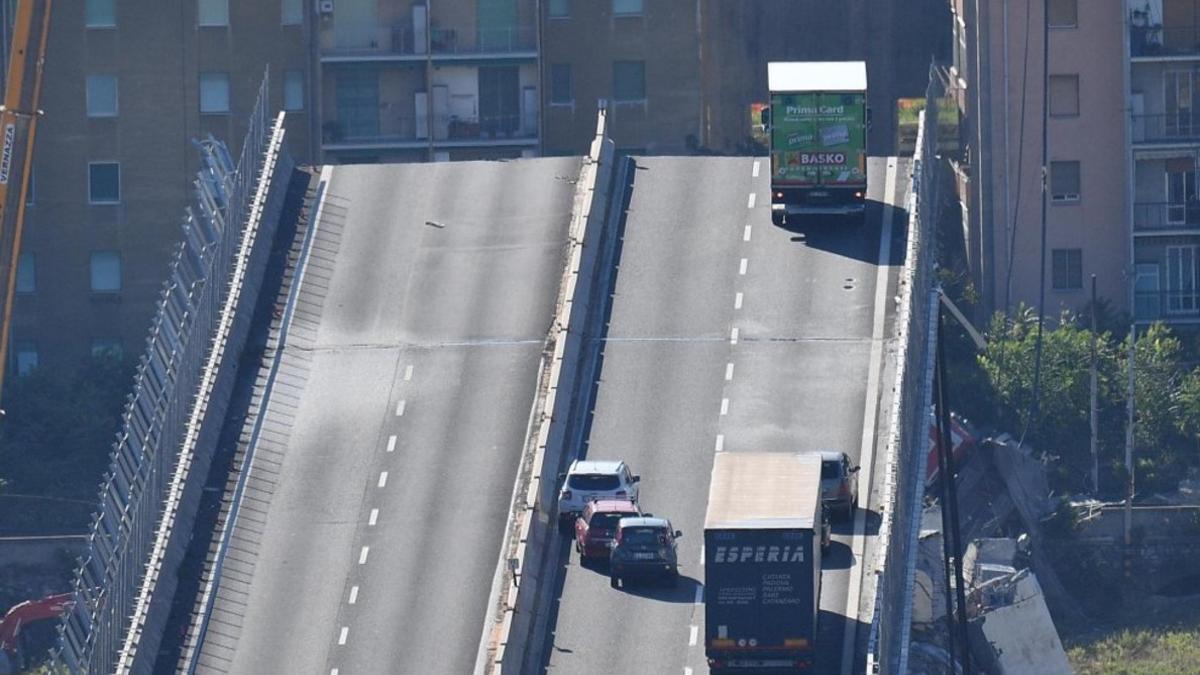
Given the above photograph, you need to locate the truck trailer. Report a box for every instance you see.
[704,452,824,672]
[765,61,868,224]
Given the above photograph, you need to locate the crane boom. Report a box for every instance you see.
[0,0,51,404]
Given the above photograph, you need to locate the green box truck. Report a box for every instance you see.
[765,61,868,225]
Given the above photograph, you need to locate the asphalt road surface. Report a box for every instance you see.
[195,158,578,674]
[538,156,909,675]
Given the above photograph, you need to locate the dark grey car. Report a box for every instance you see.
[818,450,860,521]
[609,517,681,588]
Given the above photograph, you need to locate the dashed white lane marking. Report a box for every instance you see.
[331,669,339,675]
[752,160,761,177]
[720,398,729,415]
[743,224,752,242]
[714,434,725,453]
[739,258,748,275]
[338,626,349,645]
[734,292,744,310]
[358,546,370,564]
[725,363,735,381]
[386,435,397,452]
[404,365,414,381]
[378,471,388,488]
[730,327,739,345]
[689,625,699,646]
[747,192,757,209]
[395,399,406,416]
[693,585,704,605]
[685,668,694,675]
[348,586,359,605]
[700,544,705,565]
[368,508,379,526]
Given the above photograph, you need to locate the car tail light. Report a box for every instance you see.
[561,489,572,500]
[794,659,813,670]
[854,190,864,199]
[774,191,783,199]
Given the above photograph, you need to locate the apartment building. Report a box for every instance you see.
[954,0,1200,329]
[11,0,314,373]
[317,0,540,163]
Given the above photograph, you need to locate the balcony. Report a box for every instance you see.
[1130,25,1200,59]
[1133,201,1200,232]
[430,26,536,58]
[323,113,538,151]
[1130,113,1200,144]
[1135,289,1200,322]
[322,22,420,62]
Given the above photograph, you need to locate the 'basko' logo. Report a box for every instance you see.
[712,545,804,563]
[800,153,846,165]
[0,123,14,185]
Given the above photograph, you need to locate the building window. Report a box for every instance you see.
[88,162,120,204]
[550,64,572,105]
[86,74,118,118]
[281,0,303,25]
[13,340,38,376]
[1049,75,1078,117]
[200,72,231,114]
[1048,0,1077,28]
[613,61,645,102]
[16,252,34,294]
[549,0,569,18]
[1166,245,1198,314]
[86,0,115,27]
[1050,161,1080,201]
[91,337,123,359]
[283,70,305,111]
[90,251,121,293]
[1052,249,1082,290]
[612,0,643,16]
[198,0,229,27]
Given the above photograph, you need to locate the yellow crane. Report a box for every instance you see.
[0,0,51,407]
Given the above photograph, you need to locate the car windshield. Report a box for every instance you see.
[821,460,842,480]
[589,512,624,529]
[568,473,620,491]
[621,527,666,546]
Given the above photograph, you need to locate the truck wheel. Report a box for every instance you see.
[610,575,620,589]
[771,211,785,227]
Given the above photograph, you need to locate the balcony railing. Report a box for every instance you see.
[1135,289,1200,321]
[1131,25,1200,58]
[323,113,538,146]
[1130,113,1200,143]
[1133,201,1200,231]
[324,22,419,57]
[430,26,536,55]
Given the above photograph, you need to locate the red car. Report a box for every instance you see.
[574,499,641,563]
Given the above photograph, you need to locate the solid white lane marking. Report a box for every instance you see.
[752,160,761,177]
[386,435,397,453]
[368,508,379,526]
[734,292,744,310]
[841,159,899,675]
[693,585,704,605]
[747,192,757,209]
[359,546,369,564]
[730,327,739,345]
[739,258,748,275]
[720,398,729,415]
[689,625,699,646]
[743,225,752,242]
[404,365,414,381]
[714,434,725,453]
[348,586,359,605]
[396,399,406,416]
[338,626,349,645]
[378,471,388,488]
[725,363,734,381]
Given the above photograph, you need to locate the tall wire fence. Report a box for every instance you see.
[865,68,943,674]
[52,76,277,675]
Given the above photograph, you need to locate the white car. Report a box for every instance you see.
[557,460,640,528]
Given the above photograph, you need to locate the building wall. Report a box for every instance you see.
[981,0,1128,318]
[12,1,315,371]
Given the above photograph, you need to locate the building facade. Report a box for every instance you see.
[953,0,1200,329]
[12,0,314,373]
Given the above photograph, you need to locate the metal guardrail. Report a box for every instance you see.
[1132,201,1200,232]
[51,76,279,674]
[865,69,942,674]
